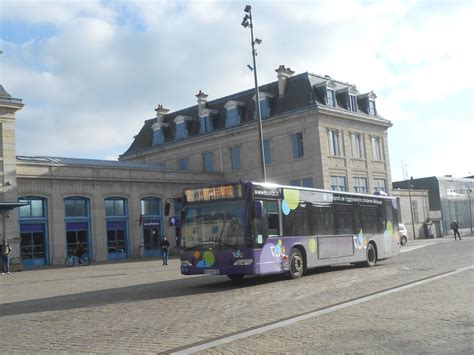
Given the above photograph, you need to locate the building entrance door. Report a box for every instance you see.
[66,222,89,258]
[20,224,47,267]
[107,221,127,260]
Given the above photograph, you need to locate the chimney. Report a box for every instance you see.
[275,65,294,97]
[154,104,169,124]
[196,90,208,112]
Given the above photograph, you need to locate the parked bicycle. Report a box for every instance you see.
[65,255,90,267]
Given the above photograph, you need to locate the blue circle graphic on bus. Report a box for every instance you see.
[282,200,290,215]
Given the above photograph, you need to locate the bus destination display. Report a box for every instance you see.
[185,184,242,203]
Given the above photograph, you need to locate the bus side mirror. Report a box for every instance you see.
[164,201,170,216]
[253,201,263,219]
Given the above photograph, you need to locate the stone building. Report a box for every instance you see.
[2,66,395,267]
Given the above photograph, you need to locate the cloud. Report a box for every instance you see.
[2,0,473,180]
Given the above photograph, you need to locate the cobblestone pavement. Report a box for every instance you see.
[0,236,473,354]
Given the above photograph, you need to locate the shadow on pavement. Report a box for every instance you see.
[0,265,353,317]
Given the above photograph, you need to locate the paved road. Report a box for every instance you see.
[0,237,473,354]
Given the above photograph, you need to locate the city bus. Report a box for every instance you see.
[179,181,401,280]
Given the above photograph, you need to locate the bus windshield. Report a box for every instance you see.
[181,200,246,250]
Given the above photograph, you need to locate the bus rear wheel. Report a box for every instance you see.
[366,243,377,267]
[289,248,304,279]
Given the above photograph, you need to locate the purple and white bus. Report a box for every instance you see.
[179,181,401,280]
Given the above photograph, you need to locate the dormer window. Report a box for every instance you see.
[200,115,213,133]
[358,91,377,116]
[174,116,192,140]
[369,100,376,116]
[254,92,274,120]
[151,105,169,146]
[326,88,336,107]
[151,121,168,146]
[198,108,217,134]
[152,128,163,145]
[350,95,358,112]
[224,100,244,128]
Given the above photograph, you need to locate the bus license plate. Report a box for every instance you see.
[204,269,219,275]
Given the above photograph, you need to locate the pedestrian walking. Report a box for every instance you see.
[1,240,12,275]
[451,220,462,240]
[160,235,170,265]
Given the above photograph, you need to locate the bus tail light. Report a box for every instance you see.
[233,259,253,266]
[181,260,193,267]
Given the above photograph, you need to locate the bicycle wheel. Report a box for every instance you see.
[80,255,90,266]
[65,256,75,267]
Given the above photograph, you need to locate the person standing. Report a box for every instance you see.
[451,220,462,240]
[160,235,170,265]
[1,240,12,275]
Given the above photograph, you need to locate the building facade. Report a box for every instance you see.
[2,66,395,267]
[391,188,432,240]
[121,66,393,195]
[393,176,474,236]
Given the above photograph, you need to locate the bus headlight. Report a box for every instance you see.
[181,260,192,267]
[233,259,253,266]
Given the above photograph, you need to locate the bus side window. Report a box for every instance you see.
[265,200,280,236]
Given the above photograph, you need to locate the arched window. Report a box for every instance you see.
[64,197,90,257]
[18,196,48,267]
[105,197,128,260]
[140,197,162,257]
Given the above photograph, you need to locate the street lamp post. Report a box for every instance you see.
[408,177,417,240]
[242,5,266,182]
[469,189,472,234]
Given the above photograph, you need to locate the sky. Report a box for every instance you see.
[1,0,473,182]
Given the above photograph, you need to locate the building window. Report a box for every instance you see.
[19,197,46,218]
[326,88,336,107]
[330,176,347,192]
[175,123,187,140]
[350,95,358,112]
[64,197,91,258]
[226,108,241,128]
[263,139,272,165]
[302,177,314,188]
[411,200,419,223]
[152,129,163,146]
[203,152,214,171]
[105,198,126,217]
[371,137,383,160]
[353,177,368,193]
[141,197,161,216]
[230,146,241,170]
[288,178,313,188]
[369,100,376,116]
[260,99,270,119]
[351,133,362,159]
[289,179,301,186]
[65,197,88,217]
[291,132,304,159]
[328,130,340,156]
[178,158,188,170]
[373,178,387,193]
[200,116,213,134]
[255,99,270,120]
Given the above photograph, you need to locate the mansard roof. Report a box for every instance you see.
[122,71,389,156]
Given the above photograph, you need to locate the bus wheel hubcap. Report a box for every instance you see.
[293,256,302,271]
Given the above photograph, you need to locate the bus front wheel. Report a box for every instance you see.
[289,248,304,279]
